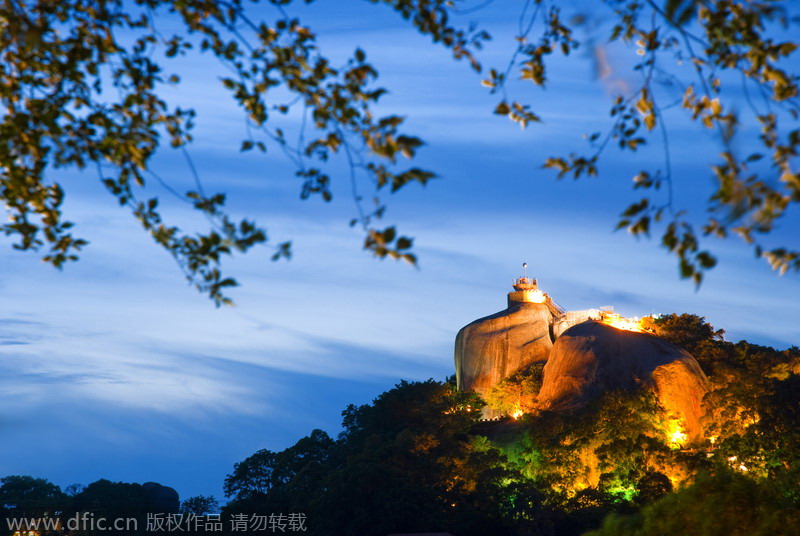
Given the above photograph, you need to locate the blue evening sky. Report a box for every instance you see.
[1,1,798,501]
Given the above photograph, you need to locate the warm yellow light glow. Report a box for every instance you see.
[599,312,645,332]
[670,429,687,447]
[524,289,545,303]
[511,409,523,420]
[724,455,749,472]
[709,435,717,445]
[667,419,687,449]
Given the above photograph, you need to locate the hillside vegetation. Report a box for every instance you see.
[3,315,799,535]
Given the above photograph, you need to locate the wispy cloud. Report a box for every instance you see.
[1,0,797,501]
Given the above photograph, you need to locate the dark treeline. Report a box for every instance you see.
[4,315,800,535]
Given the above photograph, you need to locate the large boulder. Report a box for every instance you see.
[537,321,709,440]
[455,301,553,397]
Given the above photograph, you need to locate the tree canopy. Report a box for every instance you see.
[216,314,800,535]
[1,0,798,303]
[2,313,800,535]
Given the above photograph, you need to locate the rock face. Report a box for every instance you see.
[537,321,709,439]
[454,300,553,397]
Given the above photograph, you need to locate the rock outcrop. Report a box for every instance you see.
[536,321,709,439]
[455,300,553,397]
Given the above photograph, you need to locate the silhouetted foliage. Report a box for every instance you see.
[221,315,799,535]
[1,1,797,302]
[3,315,799,535]
[180,495,219,516]
[0,477,179,536]
[586,470,800,536]
[0,475,65,514]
